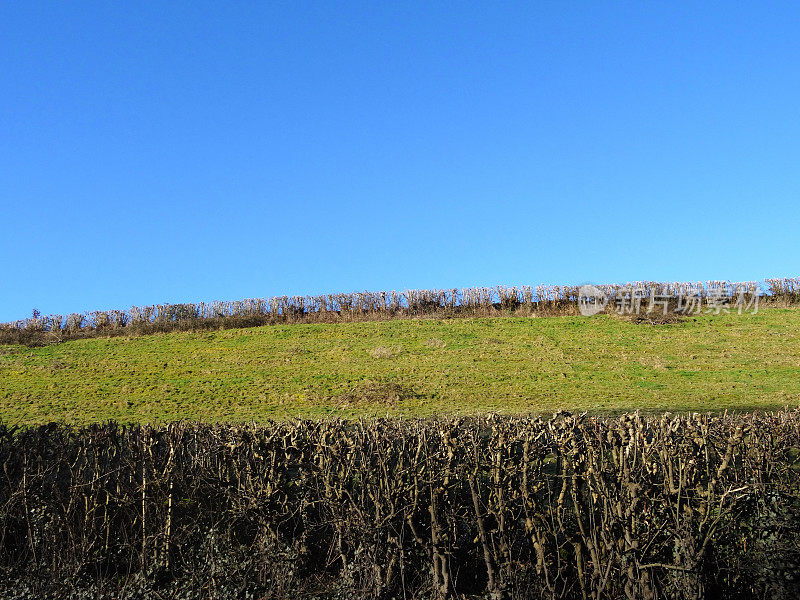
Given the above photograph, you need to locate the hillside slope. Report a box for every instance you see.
[2,309,800,424]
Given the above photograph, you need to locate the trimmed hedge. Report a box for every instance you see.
[1,411,799,599]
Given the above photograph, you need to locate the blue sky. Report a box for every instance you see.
[2,2,799,321]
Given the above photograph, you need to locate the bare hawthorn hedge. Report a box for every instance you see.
[1,278,773,346]
[1,411,799,599]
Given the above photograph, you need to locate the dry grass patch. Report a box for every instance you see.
[423,338,446,348]
[620,311,685,326]
[337,380,417,406]
[368,345,403,359]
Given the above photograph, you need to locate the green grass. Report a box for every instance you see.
[2,309,800,425]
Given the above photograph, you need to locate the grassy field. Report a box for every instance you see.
[2,308,800,425]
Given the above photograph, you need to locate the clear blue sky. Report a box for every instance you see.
[2,2,799,321]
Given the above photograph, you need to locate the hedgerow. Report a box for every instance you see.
[3,277,786,346]
[1,411,799,599]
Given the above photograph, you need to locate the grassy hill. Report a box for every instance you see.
[2,308,800,425]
